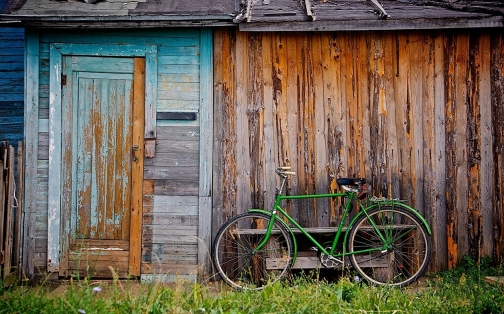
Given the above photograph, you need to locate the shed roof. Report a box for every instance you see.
[0,0,503,30]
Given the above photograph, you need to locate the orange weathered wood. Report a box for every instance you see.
[455,33,469,261]
[262,32,277,211]
[410,33,424,214]
[384,32,399,200]
[129,57,145,276]
[212,30,504,271]
[286,34,300,220]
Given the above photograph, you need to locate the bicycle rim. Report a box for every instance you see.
[212,212,293,290]
[348,206,432,287]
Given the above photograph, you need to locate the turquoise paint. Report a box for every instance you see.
[197,28,214,271]
[27,28,213,278]
[72,69,133,239]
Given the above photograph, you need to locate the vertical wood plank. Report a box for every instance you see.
[357,32,370,181]
[455,33,469,261]
[262,32,277,211]
[345,35,359,177]
[445,33,458,269]
[215,28,237,229]
[130,57,145,276]
[478,34,493,258]
[235,31,251,216]
[59,55,74,277]
[312,33,329,227]
[198,28,213,276]
[47,44,62,273]
[3,145,15,278]
[286,34,299,219]
[433,33,447,270]
[144,52,158,157]
[467,32,483,260]
[321,33,340,224]
[0,152,4,278]
[273,32,288,170]
[14,142,24,277]
[22,31,39,279]
[421,33,435,236]
[410,32,425,214]
[211,28,225,238]
[384,32,400,199]
[395,32,410,201]
[248,33,265,210]
[336,33,348,181]
[491,33,504,262]
[298,34,315,227]
[369,33,386,197]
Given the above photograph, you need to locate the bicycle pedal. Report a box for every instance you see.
[309,247,318,252]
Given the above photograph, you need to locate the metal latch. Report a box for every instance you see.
[132,144,139,163]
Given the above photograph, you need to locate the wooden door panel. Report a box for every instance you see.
[61,56,143,278]
[74,74,133,241]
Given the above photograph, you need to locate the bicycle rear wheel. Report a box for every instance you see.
[348,205,432,287]
[212,212,293,290]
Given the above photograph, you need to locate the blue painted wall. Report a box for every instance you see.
[23,28,213,281]
[0,0,24,148]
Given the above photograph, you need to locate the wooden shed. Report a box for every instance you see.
[0,0,503,282]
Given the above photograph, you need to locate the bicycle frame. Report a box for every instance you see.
[251,189,432,265]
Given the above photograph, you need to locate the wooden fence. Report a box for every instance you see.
[0,141,23,284]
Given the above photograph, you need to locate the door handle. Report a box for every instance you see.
[132,144,139,163]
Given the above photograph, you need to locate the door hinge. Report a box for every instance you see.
[61,74,67,86]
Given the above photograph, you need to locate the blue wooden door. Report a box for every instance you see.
[61,56,137,277]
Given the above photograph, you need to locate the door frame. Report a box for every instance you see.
[48,43,157,276]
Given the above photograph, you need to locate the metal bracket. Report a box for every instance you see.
[132,144,139,163]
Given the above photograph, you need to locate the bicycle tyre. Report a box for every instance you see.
[347,205,432,287]
[212,212,293,290]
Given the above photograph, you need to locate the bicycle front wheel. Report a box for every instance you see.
[212,212,293,290]
[348,205,432,287]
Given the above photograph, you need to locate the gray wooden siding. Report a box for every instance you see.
[29,29,202,280]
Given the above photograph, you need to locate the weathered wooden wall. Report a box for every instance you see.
[26,29,206,281]
[0,27,24,150]
[212,28,504,271]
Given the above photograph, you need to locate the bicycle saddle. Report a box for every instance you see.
[336,178,366,186]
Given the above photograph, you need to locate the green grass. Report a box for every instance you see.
[1,256,503,313]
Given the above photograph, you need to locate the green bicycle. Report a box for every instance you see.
[212,167,432,290]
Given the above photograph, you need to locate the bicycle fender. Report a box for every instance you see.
[248,209,298,265]
[348,202,432,234]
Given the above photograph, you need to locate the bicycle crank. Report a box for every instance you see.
[319,253,344,268]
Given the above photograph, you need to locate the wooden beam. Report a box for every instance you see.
[22,31,39,280]
[198,28,214,279]
[130,57,145,277]
[3,145,15,279]
[239,16,504,32]
[47,43,63,273]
